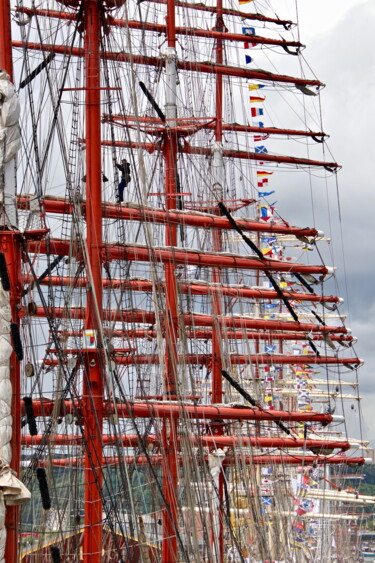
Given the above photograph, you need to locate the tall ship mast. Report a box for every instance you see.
[0,0,371,561]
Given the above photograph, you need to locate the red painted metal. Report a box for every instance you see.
[22,274,342,305]
[82,1,103,560]
[135,0,295,28]
[0,7,21,560]
[0,0,13,80]
[18,195,322,237]
[107,114,327,140]
[5,2,360,559]
[24,399,336,423]
[38,455,367,467]
[162,3,179,558]
[12,41,322,88]
[21,433,351,451]
[221,123,326,139]
[54,327,354,344]
[29,305,349,335]
[1,234,22,561]
[111,401,336,423]
[222,455,365,466]
[46,351,361,367]
[15,8,301,49]
[100,137,339,169]
[212,10,225,556]
[27,237,331,275]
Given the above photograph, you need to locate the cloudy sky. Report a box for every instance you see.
[293,0,375,446]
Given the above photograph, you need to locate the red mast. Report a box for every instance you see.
[162,0,179,559]
[82,0,104,560]
[210,0,225,558]
[0,3,22,560]
[5,1,366,560]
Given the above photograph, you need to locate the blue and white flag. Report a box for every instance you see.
[258,190,275,197]
[255,145,268,154]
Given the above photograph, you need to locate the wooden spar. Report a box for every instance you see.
[26,238,333,276]
[22,274,343,305]
[106,116,328,141]
[21,434,352,451]
[22,400,340,423]
[35,455,367,467]
[44,352,362,367]
[17,195,323,237]
[100,138,339,169]
[0,5,21,560]
[12,41,323,87]
[27,305,350,334]
[82,1,103,560]
[50,328,354,344]
[137,0,295,26]
[14,5,295,30]
[14,7,302,50]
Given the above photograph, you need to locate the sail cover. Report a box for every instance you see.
[0,72,29,563]
[0,71,20,164]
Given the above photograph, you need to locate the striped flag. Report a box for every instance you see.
[250,96,265,103]
[251,107,263,117]
[248,84,265,91]
[254,133,269,142]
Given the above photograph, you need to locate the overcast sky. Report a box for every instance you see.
[292,0,375,447]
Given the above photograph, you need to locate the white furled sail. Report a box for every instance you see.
[0,70,21,228]
[0,71,30,563]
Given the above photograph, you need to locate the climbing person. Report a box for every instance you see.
[115,158,131,203]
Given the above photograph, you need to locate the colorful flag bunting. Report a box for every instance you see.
[290,539,303,550]
[251,107,263,117]
[257,170,273,177]
[258,190,275,197]
[255,145,268,153]
[262,247,273,256]
[254,133,269,142]
[248,84,265,90]
[250,96,265,103]
[292,521,304,533]
[245,55,252,64]
[242,26,255,35]
[260,205,274,221]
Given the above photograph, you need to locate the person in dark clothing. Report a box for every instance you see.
[115,158,131,203]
